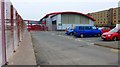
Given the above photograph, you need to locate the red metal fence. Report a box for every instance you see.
[0,0,27,65]
[25,20,48,31]
[26,22,48,31]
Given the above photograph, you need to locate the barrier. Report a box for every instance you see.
[0,0,27,65]
[0,0,3,65]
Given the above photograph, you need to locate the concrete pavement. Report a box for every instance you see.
[7,32,37,65]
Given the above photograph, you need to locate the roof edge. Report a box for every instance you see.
[40,11,96,21]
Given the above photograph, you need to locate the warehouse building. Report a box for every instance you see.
[40,12,95,31]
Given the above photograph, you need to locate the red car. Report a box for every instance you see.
[101,27,111,34]
[101,28,120,41]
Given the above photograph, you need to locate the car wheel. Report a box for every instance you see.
[113,36,118,41]
[80,34,84,38]
[97,34,101,37]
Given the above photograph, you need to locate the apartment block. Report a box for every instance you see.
[118,1,120,24]
[88,7,118,27]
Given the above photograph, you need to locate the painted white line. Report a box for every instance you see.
[75,39,82,41]
[69,37,73,39]
[57,35,94,46]
[87,40,92,41]
[87,43,95,46]
[90,43,94,45]
[110,49,119,53]
[51,33,55,35]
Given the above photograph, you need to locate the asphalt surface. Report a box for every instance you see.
[80,37,119,49]
[53,31,119,49]
[31,31,118,65]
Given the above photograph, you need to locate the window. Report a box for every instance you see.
[52,21,56,24]
[79,27,84,30]
[85,26,92,30]
[118,20,120,22]
[104,27,110,30]
[118,30,120,33]
[114,17,116,19]
[92,27,97,29]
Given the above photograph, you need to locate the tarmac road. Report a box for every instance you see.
[31,31,118,65]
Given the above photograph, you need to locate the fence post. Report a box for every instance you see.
[1,0,7,65]
[10,4,15,52]
[28,20,30,32]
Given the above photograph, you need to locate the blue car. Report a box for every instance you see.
[66,28,74,35]
[74,26,102,37]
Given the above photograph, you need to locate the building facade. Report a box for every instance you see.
[40,12,95,31]
[88,7,118,27]
[118,1,120,24]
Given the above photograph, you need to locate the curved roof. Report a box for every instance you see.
[40,11,96,21]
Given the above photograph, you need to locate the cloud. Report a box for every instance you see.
[10,0,119,3]
[9,0,119,20]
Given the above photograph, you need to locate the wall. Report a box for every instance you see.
[112,8,118,24]
[56,14,94,30]
[56,14,62,30]
[46,16,52,31]
[116,1,120,28]
[61,14,89,24]
[0,0,26,65]
[13,8,18,49]
[0,0,2,65]
[118,1,120,24]
[4,0,13,61]
[46,13,94,30]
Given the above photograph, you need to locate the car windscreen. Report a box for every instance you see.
[109,28,118,33]
[92,27,97,30]
[79,26,84,30]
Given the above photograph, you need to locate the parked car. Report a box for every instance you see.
[74,26,102,37]
[101,28,120,41]
[100,27,111,34]
[65,28,74,35]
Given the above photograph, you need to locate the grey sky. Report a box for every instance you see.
[10,0,119,21]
